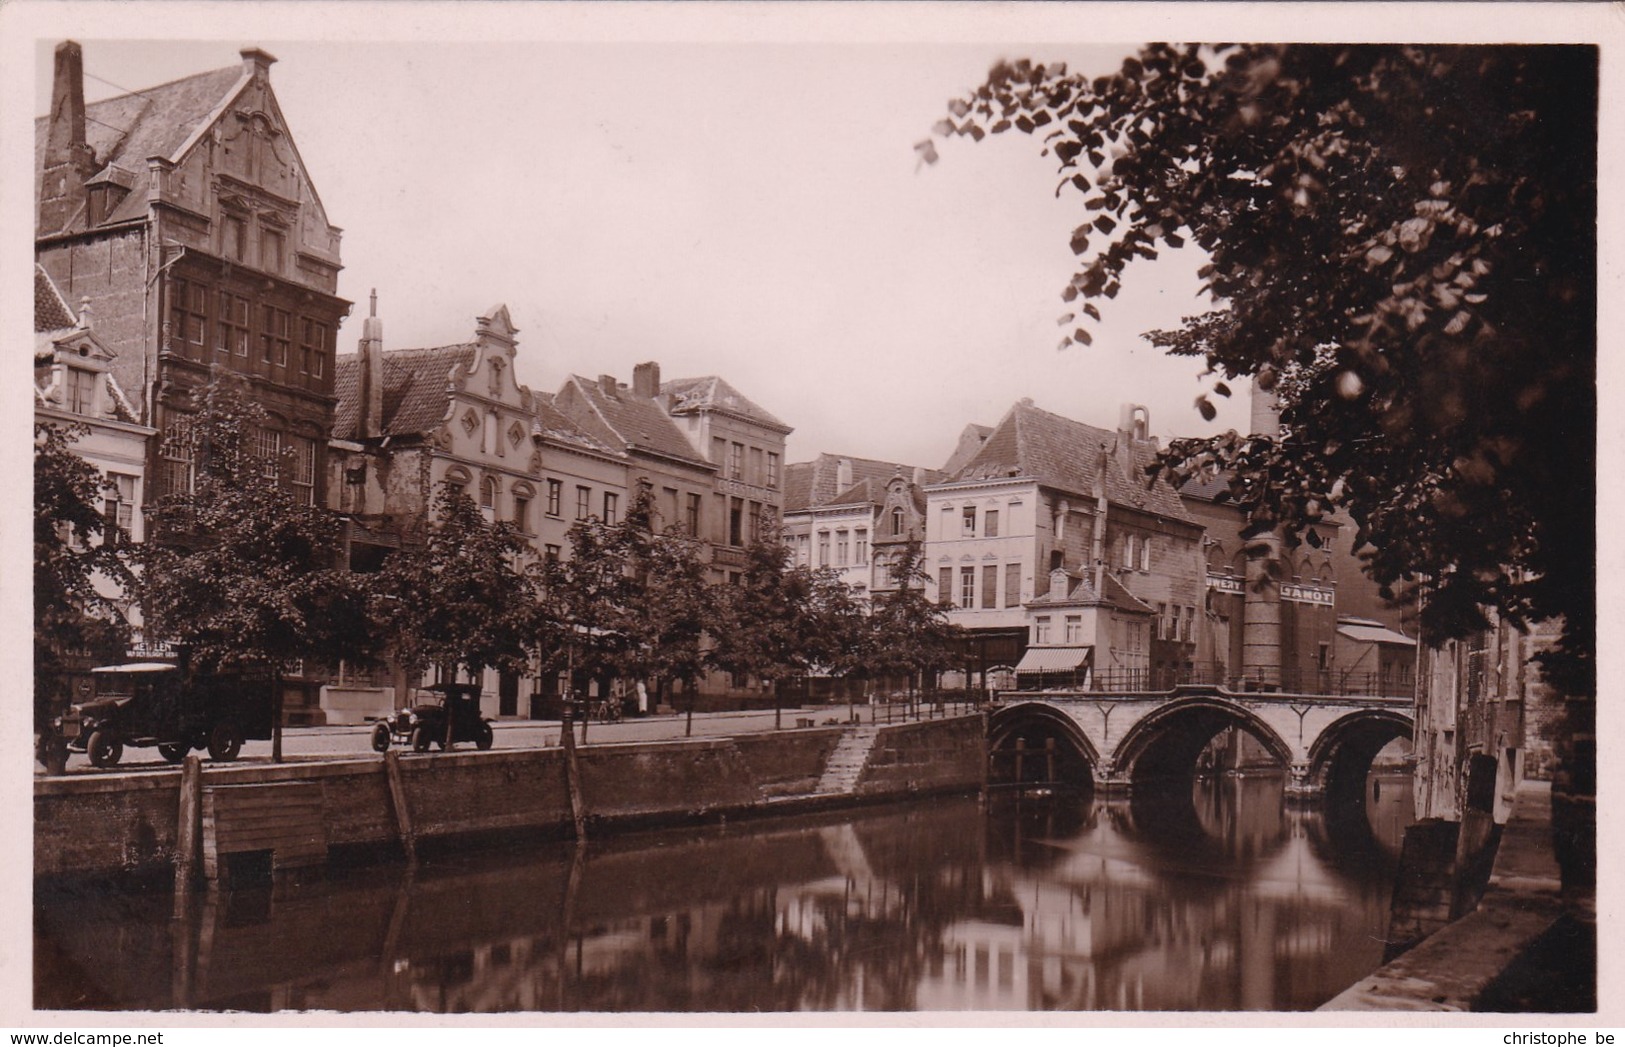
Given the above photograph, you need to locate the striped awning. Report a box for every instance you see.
[1014,646,1092,674]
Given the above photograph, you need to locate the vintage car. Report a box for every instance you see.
[370,682,495,753]
[54,662,274,768]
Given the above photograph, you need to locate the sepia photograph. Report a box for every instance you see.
[9,0,1613,1027]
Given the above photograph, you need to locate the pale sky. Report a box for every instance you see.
[23,18,1255,468]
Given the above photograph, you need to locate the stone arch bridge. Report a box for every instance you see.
[988,686,1413,802]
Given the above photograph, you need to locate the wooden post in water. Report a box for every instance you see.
[560,707,588,840]
[173,754,202,907]
[384,749,416,864]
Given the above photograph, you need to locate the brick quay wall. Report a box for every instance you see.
[34,715,986,882]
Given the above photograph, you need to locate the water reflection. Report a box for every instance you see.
[36,774,1413,1013]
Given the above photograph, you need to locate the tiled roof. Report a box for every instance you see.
[950,400,1193,524]
[1178,472,1233,502]
[533,391,621,458]
[35,265,76,332]
[786,452,942,512]
[332,344,474,439]
[564,375,711,467]
[36,64,245,235]
[1103,573,1155,615]
[662,375,790,432]
[782,462,815,513]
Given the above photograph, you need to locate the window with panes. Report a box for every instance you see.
[729,498,744,546]
[836,530,849,566]
[1065,615,1083,644]
[169,278,208,356]
[1004,564,1021,607]
[300,318,328,376]
[1033,616,1051,644]
[959,566,975,609]
[892,507,905,536]
[260,305,290,366]
[546,479,562,517]
[512,492,531,532]
[481,476,498,513]
[289,436,316,505]
[255,428,282,480]
[63,367,96,414]
[217,292,250,356]
[729,442,744,480]
[961,506,976,536]
[767,452,780,489]
[103,473,136,543]
[981,565,998,608]
[603,491,618,525]
[854,529,868,565]
[817,531,830,567]
[685,493,701,535]
[159,418,193,496]
[575,486,591,520]
[984,509,999,537]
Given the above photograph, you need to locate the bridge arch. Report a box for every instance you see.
[1111,695,1294,789]
[1305,709,1414,808]
[988,702,1100,790]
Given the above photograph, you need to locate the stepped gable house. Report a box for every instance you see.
[36,41,349,508]
[925,400,1205,688]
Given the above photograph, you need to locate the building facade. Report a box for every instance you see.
[36,41,349,515]
[925,400,1204,689]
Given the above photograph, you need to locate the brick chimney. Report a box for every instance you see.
[598,374,619,397]
[39,41,98,236]
[358,289,384,438]
[836,457,853,491]
[632,361,661,399]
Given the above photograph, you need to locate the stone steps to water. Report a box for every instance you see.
[814,725,880,795]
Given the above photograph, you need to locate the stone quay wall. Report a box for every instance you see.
[34,716,985,881]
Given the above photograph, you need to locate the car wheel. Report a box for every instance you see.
[476,722,494,751]
[370,723,392,753]
[411,726,431,753]
[158,742,189,764]
[207,722,243,762]
[87,730,122,768]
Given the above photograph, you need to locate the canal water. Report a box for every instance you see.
[36,773,1412,1013]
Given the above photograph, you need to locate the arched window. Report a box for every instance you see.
[443,467,472,502]
[481,475,498,509]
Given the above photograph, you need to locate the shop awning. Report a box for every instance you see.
[1014,646,1092,674]
[1336,622,1416,647]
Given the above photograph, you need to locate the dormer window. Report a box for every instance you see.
[892,507,905,536]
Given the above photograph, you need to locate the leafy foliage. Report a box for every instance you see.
[140,379,369,676]
[865,540,961,689]
[375,484,539,683]
[34,421,138,725]
[927,45,1595,691]
[711,538,861,692]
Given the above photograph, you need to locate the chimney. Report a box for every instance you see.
[836,458,853,491]
[1249,375,1282,437]
[240,47,277,80]
[598,374,619,397]
[632,361,661,399]
[39,41,98,235]
[912,466,925,486]
[359,289,384,438]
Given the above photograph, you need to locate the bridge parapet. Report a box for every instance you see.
[988,685,1414,801]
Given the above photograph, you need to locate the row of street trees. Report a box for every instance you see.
[35,376,963,758]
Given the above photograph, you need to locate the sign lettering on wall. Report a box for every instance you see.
[1281,583,1335,606]
[1205,574,1244,595]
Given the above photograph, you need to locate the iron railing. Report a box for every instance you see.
[1017,664,1414,699]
